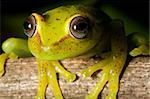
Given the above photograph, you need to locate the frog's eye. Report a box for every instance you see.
[23,15,37,37]
[70,16,90,39]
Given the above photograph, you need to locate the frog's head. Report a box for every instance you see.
[23,5,109,60]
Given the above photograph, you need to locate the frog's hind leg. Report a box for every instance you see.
[0,53,8,77]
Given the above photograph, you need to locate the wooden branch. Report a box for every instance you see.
[0,56,149,99]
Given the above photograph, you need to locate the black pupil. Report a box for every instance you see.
[23,21,33,30]
[74,22,88,31]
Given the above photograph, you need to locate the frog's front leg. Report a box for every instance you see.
[46,61,64,99]
[36,59,48,99]
[81,20,127,99]
[36,59,76,99]
[51,61,76,82]
[36,59,63,99]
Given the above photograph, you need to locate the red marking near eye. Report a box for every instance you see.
[35,32,43,46]
[53,35,70,46]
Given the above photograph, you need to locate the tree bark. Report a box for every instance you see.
[0,56,149,99]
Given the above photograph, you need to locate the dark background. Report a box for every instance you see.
[0,0,149,53]
[1,0,148,26]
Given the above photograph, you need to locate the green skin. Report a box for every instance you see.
[0,3,149,99]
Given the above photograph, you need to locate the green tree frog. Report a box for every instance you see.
[0,1,149,99]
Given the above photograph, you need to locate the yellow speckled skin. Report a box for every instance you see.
[0,3,149,99]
